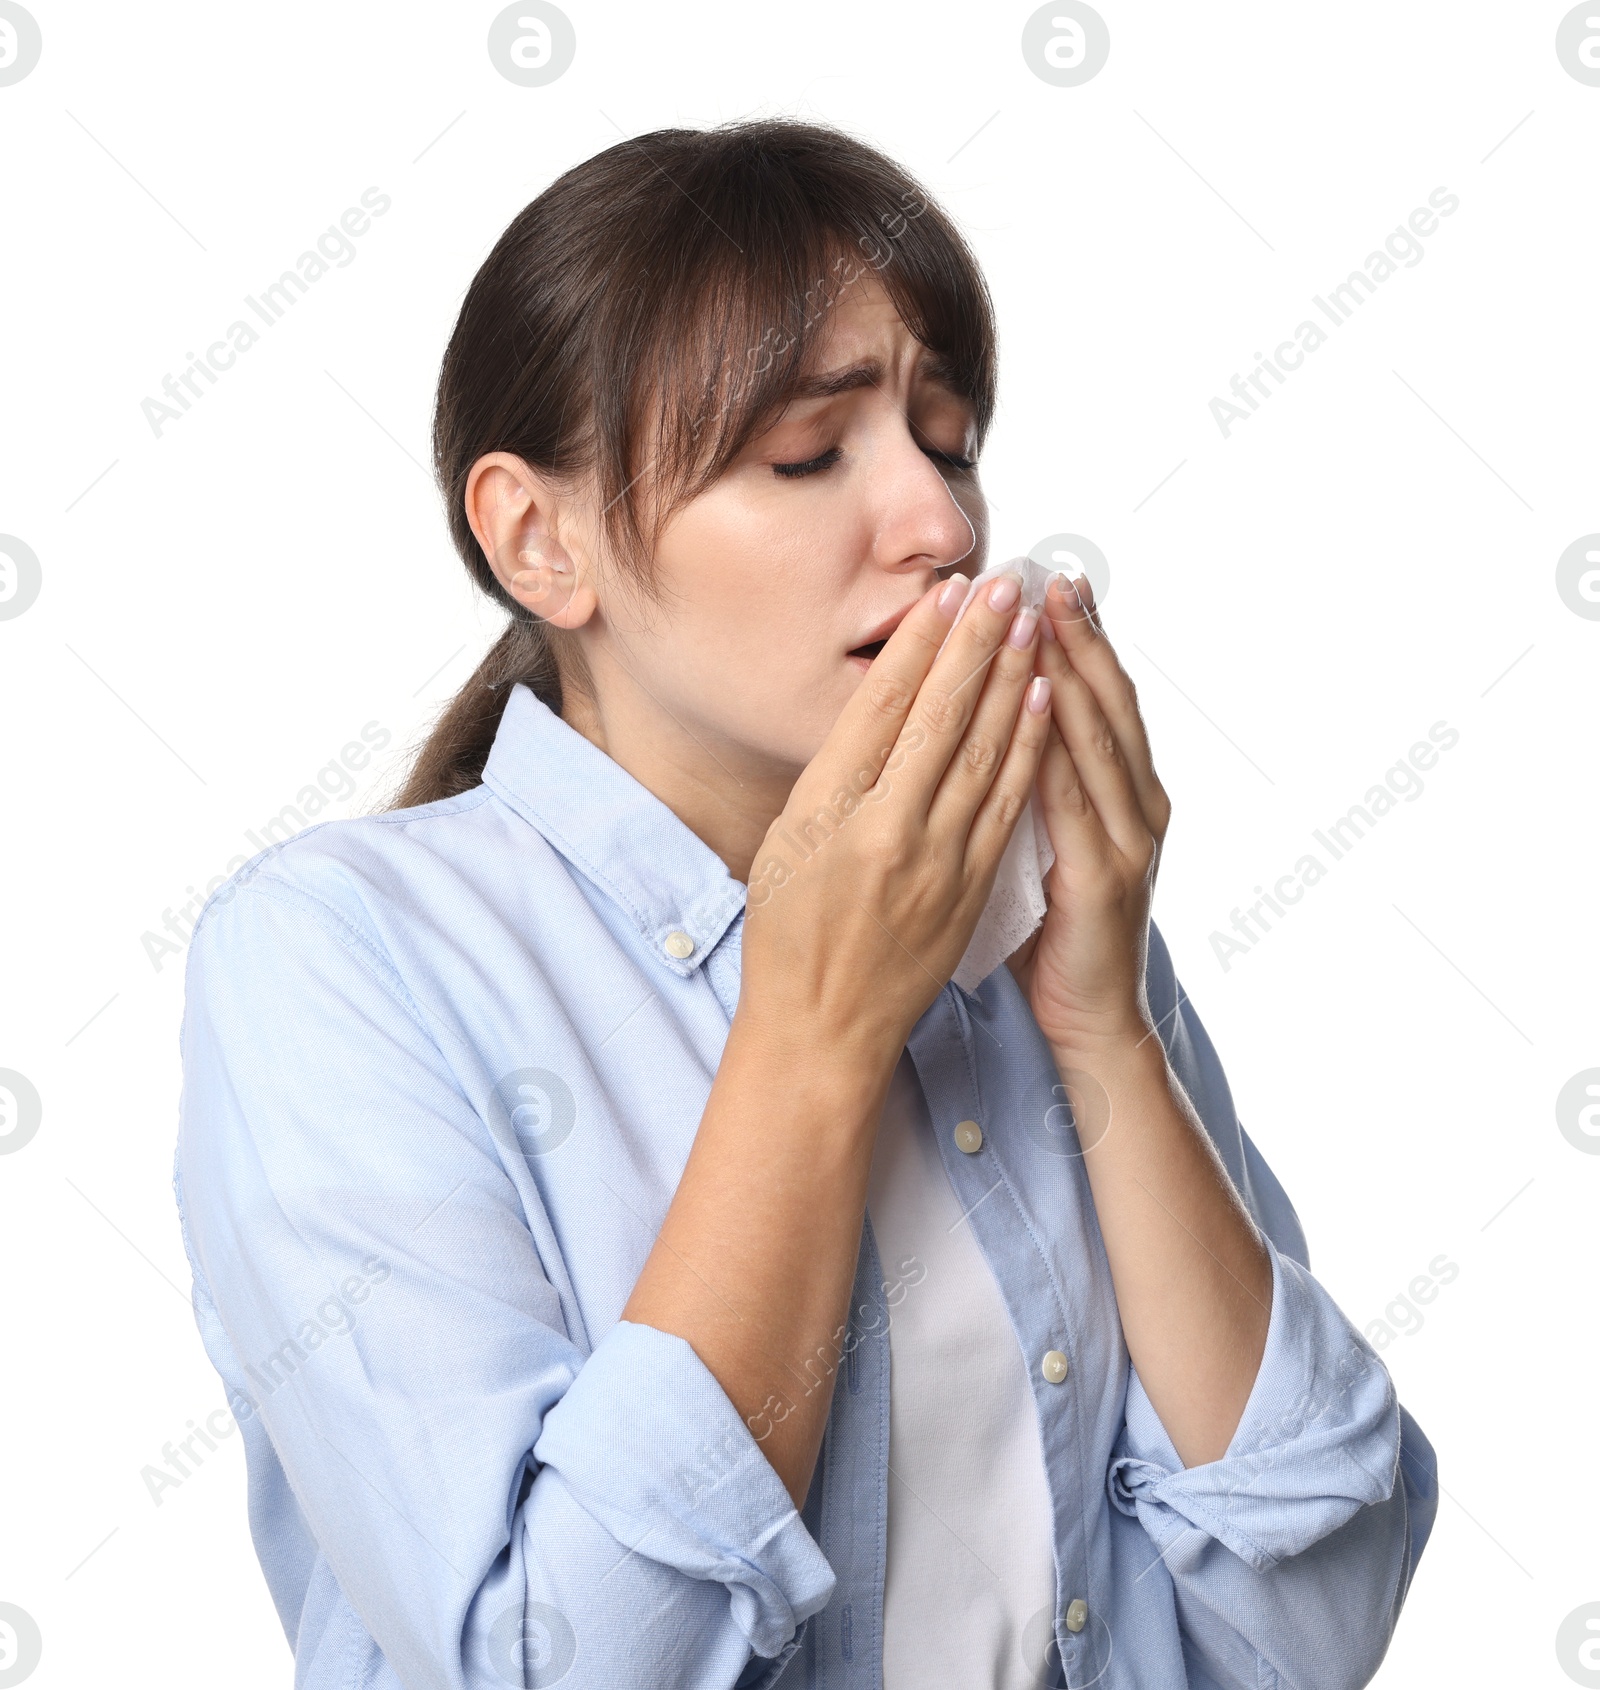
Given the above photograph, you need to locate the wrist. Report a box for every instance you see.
[1045,1013,1167,1076]
[727,1000,897,1113]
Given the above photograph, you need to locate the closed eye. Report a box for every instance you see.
[771,445,976,479]
[772,446,842,479]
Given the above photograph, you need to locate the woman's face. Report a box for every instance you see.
[574,272,988,778]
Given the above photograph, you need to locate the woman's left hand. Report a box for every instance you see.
[1005,572,1173,1054]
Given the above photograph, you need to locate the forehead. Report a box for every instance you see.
[816,272,916,356]
[793,273,968,400]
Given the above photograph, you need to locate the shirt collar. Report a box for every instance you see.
[481,682,747,977]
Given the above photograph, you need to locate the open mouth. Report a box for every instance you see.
[847,638,888,662]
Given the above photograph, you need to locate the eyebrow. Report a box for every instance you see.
[788,351,968,402]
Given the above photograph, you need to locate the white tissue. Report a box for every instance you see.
[939,555,1066,994]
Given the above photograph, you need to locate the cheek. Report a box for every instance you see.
[654,486,858,670]
[638,481,877,758]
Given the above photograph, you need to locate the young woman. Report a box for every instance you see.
[174,120,1438,1690]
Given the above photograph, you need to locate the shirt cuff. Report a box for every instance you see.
[531,1318,836,1657]
[1106,1240,1400,1572]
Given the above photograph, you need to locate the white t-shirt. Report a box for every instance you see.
[865,1050,1058,1687]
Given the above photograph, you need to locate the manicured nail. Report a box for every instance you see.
[1006,606,1039,648]
[1027,675,1052,714]
[987,574,1020,613]
[937,574,969,615]
[1050,570,1081,608]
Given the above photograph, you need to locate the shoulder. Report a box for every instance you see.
[174,790,539,1132]
[179,780,593,1049]
[188,784,512,955]
[179,786,534,1025]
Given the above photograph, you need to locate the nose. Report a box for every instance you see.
[868,420,980,577]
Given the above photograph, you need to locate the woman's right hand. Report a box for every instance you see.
[739,569,1052,1069]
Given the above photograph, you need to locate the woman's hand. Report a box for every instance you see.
[1006,572,1173,1055]
[739,570,1054,1072]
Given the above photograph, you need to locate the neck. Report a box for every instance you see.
[560,683,801,887]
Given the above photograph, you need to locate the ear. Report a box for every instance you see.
[464,451,598,630]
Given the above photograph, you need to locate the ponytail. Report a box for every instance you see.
[388,620,563,809]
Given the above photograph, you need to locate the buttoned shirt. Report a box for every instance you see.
[173,680,1439,1690]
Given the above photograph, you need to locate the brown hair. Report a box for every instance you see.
[389,117,998,810]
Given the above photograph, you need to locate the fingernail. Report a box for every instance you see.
[937,574,969,615]
[1006,606,1039,648]
[987,574,1020,613]
[1027,675,1052,715]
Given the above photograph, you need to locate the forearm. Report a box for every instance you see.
[621,1007,892,1509]
[1056,1027,1272,1467]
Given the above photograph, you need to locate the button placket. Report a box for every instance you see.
[909,985,1100,1689]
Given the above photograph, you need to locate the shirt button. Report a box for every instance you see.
[663,931,695,959]
[1041,1349,1070,1384]
[1064,1597,1088,1633]
[953,1119,983,1153]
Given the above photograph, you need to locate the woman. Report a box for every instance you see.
[173,119,1438,1690]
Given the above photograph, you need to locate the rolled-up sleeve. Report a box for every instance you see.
[1108,924,1440,1688]
[175,869,835,1690]
[1108,1241,1399,1572]
[1105,1247,1436,1690]
[531,1320,837,1658]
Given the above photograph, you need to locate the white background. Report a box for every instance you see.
[1,2,1596,1686]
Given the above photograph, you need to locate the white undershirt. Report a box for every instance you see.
[865,1050,1058,1688]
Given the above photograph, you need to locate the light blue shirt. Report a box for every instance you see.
[173,681,1438,1690]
